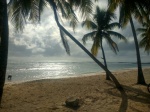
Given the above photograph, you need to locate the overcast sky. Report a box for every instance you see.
[8,0,150,63]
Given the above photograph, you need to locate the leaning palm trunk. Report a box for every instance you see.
[101,40,110,80]
[49,1,122,90]
[129,17,146,85]
[0,0,9,105]
[55,11,127,111]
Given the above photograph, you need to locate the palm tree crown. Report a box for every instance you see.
[82,6,126,56]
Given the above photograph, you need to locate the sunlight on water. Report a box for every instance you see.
[6,62,150,83]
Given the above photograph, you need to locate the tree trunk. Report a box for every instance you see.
[0,0,9,106]
[50,1,123,90]
[129,17,146,85]
[101,40,110,80]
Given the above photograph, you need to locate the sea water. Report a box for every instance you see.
[6,61,150,83]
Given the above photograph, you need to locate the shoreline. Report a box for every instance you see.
[5,67,150,85]
[1,67,150,112]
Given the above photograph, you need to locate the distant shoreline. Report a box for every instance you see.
[6,61,150,84]
[5,67,150,85]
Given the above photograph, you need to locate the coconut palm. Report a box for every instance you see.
[108,0,148,85]
[82,6,127,80]
[0,0,9,105]
[137,20,150,54]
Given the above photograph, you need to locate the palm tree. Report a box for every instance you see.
[108,0,148,85]
[82,7,127,80]
[0,0,9,105]
[137,20,150,54]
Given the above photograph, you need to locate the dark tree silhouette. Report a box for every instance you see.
[0,0,9,105]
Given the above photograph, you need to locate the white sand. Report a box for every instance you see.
[1,68,150,112]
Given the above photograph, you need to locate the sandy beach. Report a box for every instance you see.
[1,68,150,112]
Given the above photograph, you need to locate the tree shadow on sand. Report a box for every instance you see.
[105,81,128,112]
[105,81,150,112]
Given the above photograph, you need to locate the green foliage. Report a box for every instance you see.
[108,0,150,27]
[137,22,150,54]
[8,0,95,55]
[67,0,93,19]
[8,0,47,32]
[59,29,70,55]
[8,0,94,31]
[82,6,126,56]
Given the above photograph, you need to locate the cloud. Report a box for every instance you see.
[8,2,150,63]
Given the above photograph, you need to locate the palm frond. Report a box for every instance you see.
[108,0,120,12]
[139,35,150,54]
[138,20,150,54]
[105,22,121,30]
[68,0,93,19]
[55,0,78,30]
[66,4,78,30]
[39,0,48,21]
[143,22,149,27]
[119,3,130,27]
[28,0,39,22]
[137,28,147,33]
[91,37,100,56]
[141,33,146,37]
[94,7,107,27]
[94,6,116,29]
[105,10,117,22]
[133,3,144,24]
[59,29,70,55]
[9,4,26,31]
[107,31,127,42]
[82,19,97,30]
[82,31,97,44]
[8,0,41,31]
[56,0,68,18]
[105,36,119,54]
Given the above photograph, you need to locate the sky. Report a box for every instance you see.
[8,0,150,63]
